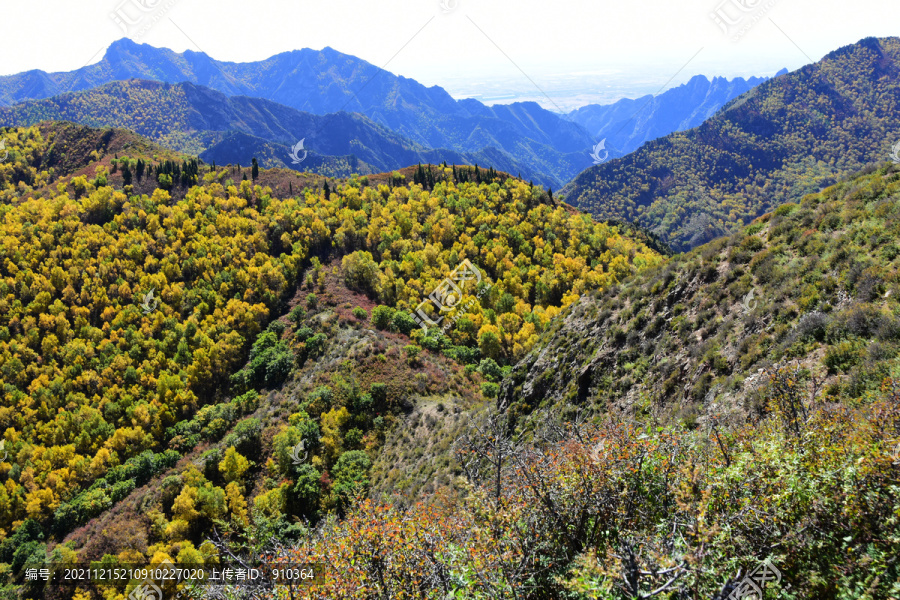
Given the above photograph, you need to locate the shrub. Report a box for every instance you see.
[342,251,381,295]
[288,464,322,518]
[391,310,417,335]
[371,305,395,330]
[824,341,862,374]
[305,333,328,358]
[481,382,500,397]
[404,344,423,365]
[330,451,372,509]
[477,358,503,382]
[289,305,307,325]
[352,307,368,320]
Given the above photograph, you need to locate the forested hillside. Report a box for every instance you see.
[563,36,900,251]
[263,162,900,600]
[2,33,900,599]
[0,80,547,185]
[0,123,662,599]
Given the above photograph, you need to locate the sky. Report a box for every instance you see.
[1,0,897,109]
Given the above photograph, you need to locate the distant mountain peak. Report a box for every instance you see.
[567,71,774,160]
[0,40,592,187]
[564,36,900,252]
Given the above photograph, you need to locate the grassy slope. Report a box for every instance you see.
[505,162,900,431]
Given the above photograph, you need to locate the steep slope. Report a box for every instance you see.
[562,36,900,251]
[568,72,781,159]
[0,39,595,186]
[0,80,555,186]
[0,123,663,586]
[249,162,900,600]
[504,161,900,429]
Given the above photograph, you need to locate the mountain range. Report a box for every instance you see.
[0,40,590,186]
[2,33,900,598]
[0,39,771,188]
[562,36,900,251]
[568,71,785,159]
[0,79,534,182]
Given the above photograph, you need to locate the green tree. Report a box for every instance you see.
[371,305,395,330]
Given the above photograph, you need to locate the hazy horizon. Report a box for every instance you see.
[1,0,896,111]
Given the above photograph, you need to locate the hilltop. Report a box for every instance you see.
[562,36,900,251]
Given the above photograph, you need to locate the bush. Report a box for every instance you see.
[342,251,381,295]
[352,307,368,320]
[331,450,372,508]
[288,463,322,518]
[371,305,395,330]
[232,330,293,389]
[443,345,481,365]
[391,310,417,335]
[477,358,503,382]
[481,382,500,397]
[224,418,262,459]
[796,311,828,342]
[404,344,423,365]
[306,293,318,309]
[289,305,306,325]
[266,347,293,386]
[824,341,862,374]
[370,383,388,408]
[305,333,328,357]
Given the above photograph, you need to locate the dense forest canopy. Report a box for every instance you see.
[0,124,661,595]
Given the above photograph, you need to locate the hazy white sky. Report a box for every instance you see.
[1,0,896,104]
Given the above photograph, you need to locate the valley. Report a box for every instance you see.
[0,24,898,600]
